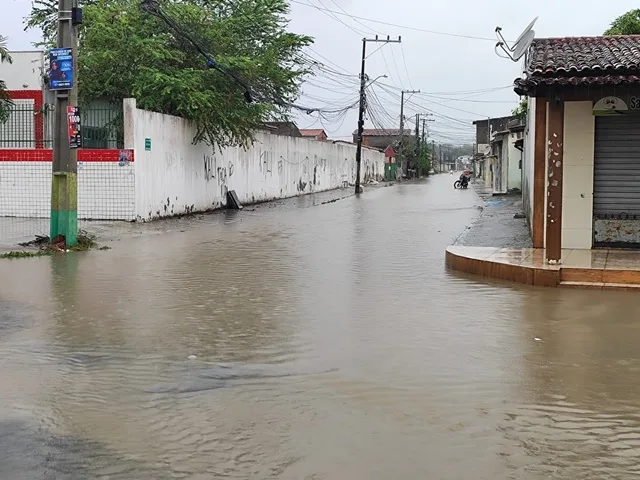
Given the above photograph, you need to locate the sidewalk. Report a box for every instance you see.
[446,180,640,290]
[453,180,532,249]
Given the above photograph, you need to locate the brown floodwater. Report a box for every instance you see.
[2,175,640,479]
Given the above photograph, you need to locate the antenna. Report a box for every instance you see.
[494,17,538,62]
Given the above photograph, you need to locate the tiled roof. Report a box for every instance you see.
[353,129,412,136]
[299,129,326,136]
[526,36,640,75]
[515,36,640,94]
[515,74,640,91]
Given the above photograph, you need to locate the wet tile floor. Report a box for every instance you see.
[446,246,640,271]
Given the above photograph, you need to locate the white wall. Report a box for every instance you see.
[128,100,386,221]
[0,51,44,91]
[561,101,595,249]
[507,132,522,191]
[0,157,135,220]
[521,97,535,234]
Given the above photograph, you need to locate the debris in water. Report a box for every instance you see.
[188,354,198,360]
[534,337,542,342]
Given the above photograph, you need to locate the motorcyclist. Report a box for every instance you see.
[459,172,469,187]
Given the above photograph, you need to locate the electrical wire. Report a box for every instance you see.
[399,43,413,90]
[306,0,367,37]
[289,0,500,42]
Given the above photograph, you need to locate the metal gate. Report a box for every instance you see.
[593,114,640,247]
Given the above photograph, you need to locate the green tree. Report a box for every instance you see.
[605,9,640,35]
[0,35,12,123]
[25,0,312,147]
[512,97,527,121]
[409,142,431,176]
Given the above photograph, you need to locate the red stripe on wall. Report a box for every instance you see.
[0,149,135,162]
[8,90,45,149]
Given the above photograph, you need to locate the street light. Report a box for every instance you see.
[364,74,388,88]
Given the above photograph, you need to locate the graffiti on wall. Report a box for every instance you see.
[204,153,216,182]
[260,151,273,175]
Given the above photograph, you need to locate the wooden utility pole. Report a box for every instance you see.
[51,0,80,246]
[355,35,401,194]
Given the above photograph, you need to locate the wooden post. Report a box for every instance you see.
[546,95,564,263]
[532,98,546,248]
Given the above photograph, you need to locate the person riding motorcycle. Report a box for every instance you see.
[458,172,469,188]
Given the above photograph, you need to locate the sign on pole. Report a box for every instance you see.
[67,106,82,149]
[49,48,74,90]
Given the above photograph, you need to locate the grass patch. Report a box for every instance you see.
[0,250,50,259]
[1,230,107,259]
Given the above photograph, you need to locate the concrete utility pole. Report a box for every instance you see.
[51,0,80,246]
[355,35,401,195]
[398,89,419,174]
[432,140,436,172]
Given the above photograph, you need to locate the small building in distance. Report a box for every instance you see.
[353,129,413,150]
[299,129,328,141]
[260,121,302,137]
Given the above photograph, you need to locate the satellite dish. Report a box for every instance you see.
[512,17,538,51]
[494,17,538,62]
[512,30,535,61]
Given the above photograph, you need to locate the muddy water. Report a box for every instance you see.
[2,176,640,479]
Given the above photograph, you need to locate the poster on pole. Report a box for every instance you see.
[49,48,73,90]
[67,106,82,149]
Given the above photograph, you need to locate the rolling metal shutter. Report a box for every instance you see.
[594,115,640,217]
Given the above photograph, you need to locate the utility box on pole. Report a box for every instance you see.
[50,0,80,246]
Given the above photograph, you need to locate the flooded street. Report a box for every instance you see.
[2,174,640,479]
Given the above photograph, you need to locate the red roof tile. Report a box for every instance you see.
[515,36,640,94]
[527,36,640,75]
[299,129,326,137]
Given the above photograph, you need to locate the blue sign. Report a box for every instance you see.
[49,48,73,90]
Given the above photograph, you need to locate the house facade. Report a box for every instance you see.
[473,115,522,193]
[353,129,413,150]
[516,35,640,261]
[0,50,123,149]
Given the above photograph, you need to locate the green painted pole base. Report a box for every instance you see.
[50,172,78,247]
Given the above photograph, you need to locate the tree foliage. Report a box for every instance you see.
[512,97,527,121]
[605,9,640,35]
[0,35,13,123]
[408,142,431,176]
[25,0,312,147]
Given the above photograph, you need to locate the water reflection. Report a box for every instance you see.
[1,177,640,478]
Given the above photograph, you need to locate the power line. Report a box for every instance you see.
[306,0,367,37]
[290,0,500,42]
[399,43,413,90]
[388,47,405,89]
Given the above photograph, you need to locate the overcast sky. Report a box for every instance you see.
[3,0,638,143]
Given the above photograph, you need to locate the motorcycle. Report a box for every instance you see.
[454,174,469,189]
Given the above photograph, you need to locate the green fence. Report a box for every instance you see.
[0,102,124,149]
